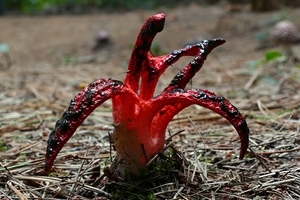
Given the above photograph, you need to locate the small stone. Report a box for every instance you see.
[92,30,112,51]
[270,20,299,44]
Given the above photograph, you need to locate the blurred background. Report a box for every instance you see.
[1,0,300,98]
[1,0,300,14]
[1,0,300,117]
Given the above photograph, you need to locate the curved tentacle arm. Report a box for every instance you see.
[150,89,249,159]
[45,78,137,171]
[140,42,222,100]
[124,13,165,93]
[163,38,225,92]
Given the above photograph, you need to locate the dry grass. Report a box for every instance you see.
[1,55,299,200]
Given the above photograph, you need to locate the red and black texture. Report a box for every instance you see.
[45,13,249,176]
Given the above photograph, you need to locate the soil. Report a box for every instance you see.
[0,4,300,199]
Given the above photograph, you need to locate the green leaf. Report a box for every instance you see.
[0,43,9,53]
[264,50,281,61]
[0,142,7,151]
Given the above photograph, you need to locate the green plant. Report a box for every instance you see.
[247,50,286,69]
[0,141,7,151]
[5,0,160,13]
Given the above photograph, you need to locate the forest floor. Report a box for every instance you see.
[0,4,300,199]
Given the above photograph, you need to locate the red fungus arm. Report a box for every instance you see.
[139,41,223,100]
[45,78,138,171]
[150,89,249,159]
[124,13,165,93]
[164,38,225,92]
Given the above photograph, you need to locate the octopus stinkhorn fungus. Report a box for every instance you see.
[45,13,249,179]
